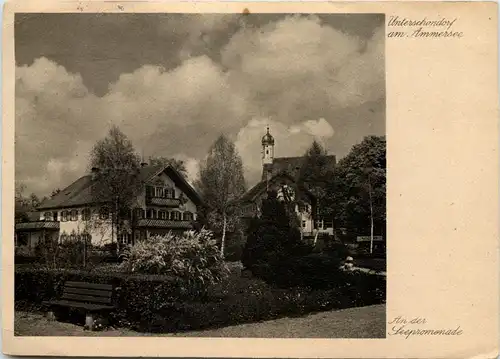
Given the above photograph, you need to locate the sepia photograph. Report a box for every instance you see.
[13,11,387,338]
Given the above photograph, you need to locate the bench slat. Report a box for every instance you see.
[44,300,115,311]
[65,281,113,291]
[61,293,113,304]
[63,287,113,298]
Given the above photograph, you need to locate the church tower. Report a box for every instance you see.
[261,126,275,183]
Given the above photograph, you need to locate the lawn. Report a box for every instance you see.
[15,304,386,338]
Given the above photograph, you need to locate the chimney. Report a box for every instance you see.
[91,167,100,180]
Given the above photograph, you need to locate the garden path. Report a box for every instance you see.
[14,304,385,338]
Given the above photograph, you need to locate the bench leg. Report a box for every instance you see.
[46,310,56,321]
[84,313,94,331]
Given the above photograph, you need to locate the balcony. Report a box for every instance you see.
[136,219,193,229]
[15,221,60,231]
[145,197,181,207]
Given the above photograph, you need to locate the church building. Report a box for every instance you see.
[238,127,336,238]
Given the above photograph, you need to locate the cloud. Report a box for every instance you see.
[222,15,384,121]
[290,118,335,138]
[15,15,384,196]
[15,58,104,195]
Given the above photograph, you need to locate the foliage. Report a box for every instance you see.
[120,229,229,288]
[326,136,386,237]
[34,234,92,269]
[296,140,334,213]
[89,125,142,235]
[257,253,345,289]
[15,266,385,333]
[196,135,247,254]
[148,156,187,177]
[242,194,310,272]
[15,183,44,223]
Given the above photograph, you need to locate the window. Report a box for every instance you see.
[119,233,131,245]
[52,212,58,221]
[154,187,164,198]
[164,188,174,198]
[99,207,109,220]
[82,208,91,221]
[302,221,306,228]
[183,212,193,221]
[17,233,29,247]
[172,211,180,221]
[159,211,167,220]
[135,208,144,219]
[61,211,69,222]
[82,233,92,243]
[146,209,156,219]
[70,210,78,221]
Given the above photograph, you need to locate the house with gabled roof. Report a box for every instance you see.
[238,127,336,237]
[15,162,202,252]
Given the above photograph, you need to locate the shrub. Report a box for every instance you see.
[15,266,385,333]
[258,253,345,289]
[242,195,310,271]
[120,229,229,288]
[34,236,92,269]
[323,241,351,259]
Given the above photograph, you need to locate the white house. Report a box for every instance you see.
[15,163,202,251]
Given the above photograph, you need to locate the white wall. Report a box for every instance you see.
[40,209,114,246]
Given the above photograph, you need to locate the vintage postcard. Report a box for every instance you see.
[2,0,498,358]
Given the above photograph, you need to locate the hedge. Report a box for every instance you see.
[15,267,385,333]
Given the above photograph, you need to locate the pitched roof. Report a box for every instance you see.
[38,164,201,210]
[239,172,315,204]
[262,155,336,181]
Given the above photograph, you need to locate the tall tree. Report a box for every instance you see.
[242,190,307,272]
[327,136,386,250]
[196,135,246,255]
[296,140,334,241]
[89,125,142,247]
[148,156,187,177]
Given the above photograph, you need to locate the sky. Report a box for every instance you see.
[15,13,385,197]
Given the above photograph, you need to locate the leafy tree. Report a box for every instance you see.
[15,183,41,222]
[296,140,334,239]
[242,190,308,272]
[327,136,386,249]
[148,156,187,177]
[196,135,246,255]
[89,125,142,248]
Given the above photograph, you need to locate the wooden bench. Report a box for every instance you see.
[43,281,116,330]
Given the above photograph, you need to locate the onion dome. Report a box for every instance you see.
[261,126,275,145]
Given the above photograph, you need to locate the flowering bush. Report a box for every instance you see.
[120,229,229,287]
